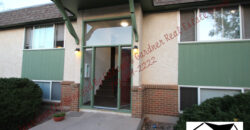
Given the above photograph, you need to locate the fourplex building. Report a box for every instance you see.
[0,0,250,119]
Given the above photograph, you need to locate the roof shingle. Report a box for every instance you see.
[0,4,72,29]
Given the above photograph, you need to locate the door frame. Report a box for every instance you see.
[79,16,133,113]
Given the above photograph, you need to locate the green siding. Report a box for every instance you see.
[179,41,250,87]
[22,49,65,80]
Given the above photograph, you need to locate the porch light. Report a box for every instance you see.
[75,48,80,54]
[230,10,236,14]
[120,21,129,27]
[132,45,139,55]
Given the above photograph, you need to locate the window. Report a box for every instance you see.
[179,86,243,111]
[180,5,250,42]
[200,88,241,103]
[180,87,198,111]
[85,19,132,46]
[198,7,240,41]
[25,23,64,49]
[35,81,61,102]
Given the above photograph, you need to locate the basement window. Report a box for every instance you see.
[180,86,242,111]
[34,81,61,102]
[24,23,64,49]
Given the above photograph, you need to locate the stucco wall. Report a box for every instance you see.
[63,21,82,83]
[0,28,24,78]
[141,11,178,85]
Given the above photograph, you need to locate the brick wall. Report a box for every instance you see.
[61,81,79,111]
[132,87,144,118]
[143,85,179,116]
[132,85,179,118]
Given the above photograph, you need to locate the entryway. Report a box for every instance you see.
[80,17,133,112]
[81,46,132,111]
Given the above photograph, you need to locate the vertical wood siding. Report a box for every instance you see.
[22,49,65,80]
[179,41,250,87]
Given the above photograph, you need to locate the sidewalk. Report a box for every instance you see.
[30,111,141,130]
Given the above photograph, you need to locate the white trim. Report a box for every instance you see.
[178,39,250,44]
[239,5,243,39]
[178,86,181,113]
[180,85,246,90]
[241,88,245,93]
[178,85,247,112]
[197,87,201,105]
[177,10,181,43]
[33,80,62,82]
[49,81,52,100]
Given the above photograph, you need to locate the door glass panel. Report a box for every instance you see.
[85,19,132,46]
[94,48,117,108]
[82,48,93,106]
[120,47,131,110]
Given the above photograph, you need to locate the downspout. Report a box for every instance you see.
[52,0,79,45]
[129,0,139,42]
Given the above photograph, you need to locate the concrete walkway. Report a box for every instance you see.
[30,111,141,130]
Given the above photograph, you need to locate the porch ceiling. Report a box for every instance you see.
[57,0,250,15]
[56,0,140,15]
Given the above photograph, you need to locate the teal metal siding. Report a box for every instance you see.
[179,41,250,87]
[22,49,65,80]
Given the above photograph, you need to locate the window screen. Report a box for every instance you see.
[180,10,196,42]
[55,24,64,48]
[242,4,250,39]
[200,88,241,103]
[51,82,61,100]
[24,27,33,49]
[180,87,198,111]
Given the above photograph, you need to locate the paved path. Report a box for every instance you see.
[30,112,141,130]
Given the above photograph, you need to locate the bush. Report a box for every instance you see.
[174,92,250,130]
[0,78,42,130]
[53,112,65,117]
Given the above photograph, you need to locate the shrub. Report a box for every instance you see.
[174,92,250,130]
[53,112,65,117]
[0,78,42,130]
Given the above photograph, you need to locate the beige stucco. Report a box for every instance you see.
[141,11,179,85]
[0,28,24,78]
[63,4,143,87]
[63,21,82,83]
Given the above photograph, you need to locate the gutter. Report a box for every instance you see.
[52,0,79,45]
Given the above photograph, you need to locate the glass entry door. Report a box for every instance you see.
[80,17,133,111]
